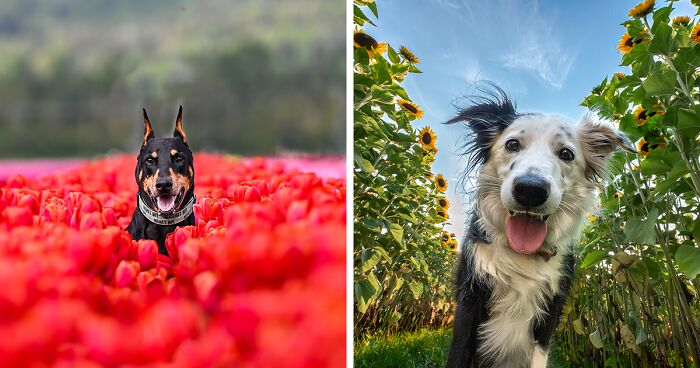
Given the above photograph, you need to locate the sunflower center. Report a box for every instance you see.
[421,133,432,144]
[354,33,378,49]
[438,179,445,187]
[402,103,418,114]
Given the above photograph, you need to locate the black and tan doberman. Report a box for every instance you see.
[126,106,195,255]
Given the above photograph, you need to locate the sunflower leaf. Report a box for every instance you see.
[388,222,403,244]
[366,1,379,18]
[641,68,676,96]
[408,279,424,299]
[354,154,375,173]
[623,209,658,246]
[677,106,700,137]
[649,21,675,55]
[387,45,400,64]
[652,5,673,26]
[676,244,700,278]
[353,6,375,27]
[580,250,608,269]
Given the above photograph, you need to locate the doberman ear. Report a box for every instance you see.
[173,105,188,144]
[142,108,155,146]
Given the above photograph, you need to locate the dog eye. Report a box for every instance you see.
[145,157,156,165]
[559,148,575,161]
[505,139,520,152]
[175,155,184,163]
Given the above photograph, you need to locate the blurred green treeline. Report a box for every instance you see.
[0,0,344,157]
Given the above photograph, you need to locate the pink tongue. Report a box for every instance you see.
[156,195,175,212]
[506,214,547,254]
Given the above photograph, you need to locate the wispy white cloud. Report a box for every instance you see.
[428,0,575,89]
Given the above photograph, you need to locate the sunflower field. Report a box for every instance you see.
[562,1,700,366]
[0,154,346,366]
[353,0,456,333]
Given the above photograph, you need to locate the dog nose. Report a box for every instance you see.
[156,177,173,193]
[513,175,550,208]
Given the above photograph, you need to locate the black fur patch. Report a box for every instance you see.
[532,250,575,349]
[446,84,519,175]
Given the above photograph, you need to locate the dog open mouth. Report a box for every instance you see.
[506,211,549,254]
[153,189,184,213]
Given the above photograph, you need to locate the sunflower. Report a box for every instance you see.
[435,174,447,192]
[418,126,438,151]
[353,28,387,58]
[397,99,424,118]
[587,213,598,223]
[437,197,450,210]
[637,137,652,157]
[617,32,648,53]
[613,192,624,198]
[692,24,700,44]
[628,0,654,18]
[399,46,420,64]
[447,238,458,252]
[441,231,451,244]
[633,106,662,125]
[614,72,627,80]
[672,15,691,27]
[436,209,449,220]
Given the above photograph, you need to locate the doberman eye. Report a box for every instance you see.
[145,157,156,165]
[505,138,520,152]
[559,148,575,161]
[175,155,184,163]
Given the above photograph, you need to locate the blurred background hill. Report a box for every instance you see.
[0,0,345,157]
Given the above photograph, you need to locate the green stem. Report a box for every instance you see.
[669,127,700,197]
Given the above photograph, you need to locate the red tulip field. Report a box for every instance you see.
[0,154,346,367]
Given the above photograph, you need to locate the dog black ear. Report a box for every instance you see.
[446,84,518,174]
[578,113,637,181]
[142,108,155,146]
[173,105,188,144]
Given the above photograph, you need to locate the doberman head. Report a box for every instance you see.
[137,106,194,215]
[127,106,195,255]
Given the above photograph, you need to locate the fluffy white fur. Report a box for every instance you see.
[467,114,622,367]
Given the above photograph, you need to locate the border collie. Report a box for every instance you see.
[444,86,636,368]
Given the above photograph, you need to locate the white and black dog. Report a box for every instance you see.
[444,87,636,368]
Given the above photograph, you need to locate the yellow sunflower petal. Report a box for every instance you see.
[397,99,424,119]
[399,46,420,64]
[628,0,655,18]
[617,34,634,53]
[636,137,651,158]
[672,15,691,27]
[437,197,450,210]
[435,174,448,192]
[692,24,700,44]
[418,126,438,151]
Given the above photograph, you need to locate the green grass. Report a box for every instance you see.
[354,328,572,368]
[354,328,452,368]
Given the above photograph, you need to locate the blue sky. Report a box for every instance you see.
[366,0,696,237]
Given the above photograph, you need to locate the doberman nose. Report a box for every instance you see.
[156,177,173,193]
[513,175,550,208]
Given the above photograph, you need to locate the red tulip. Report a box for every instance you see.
[0,154,345,366]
